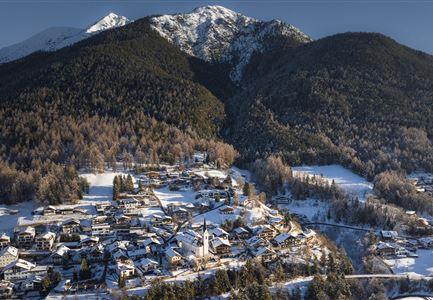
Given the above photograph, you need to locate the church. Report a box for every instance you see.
[176,219,209,258]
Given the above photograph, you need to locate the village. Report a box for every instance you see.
[0,155,332,299]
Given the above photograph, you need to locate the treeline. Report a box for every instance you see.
[0,110,236,205]
[373,170,433,214]
[251,155,341,201]
[137,252,353,300]
[0,160,88,205]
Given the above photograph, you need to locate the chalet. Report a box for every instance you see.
[376,242,406,256]
[272,233,299,248]
[141,237,162,254]
[91,223,111,236]
[255,225,276,240]
[211,238,231,256]
[61,219,81,234]
[87,244,105,262]
[115,260,135,279]
[209,227,230,240]
[35,232,56,251]
[50,245,69,265]
[0,281,13,298]
[253,246,277,263]
[43,205,57,215]
[117,198,140,211]
[165,247,182,266]
[95,203,111,215]
[299,229,317,243]
[0,234,10,249]
[151,215,172,227]
[80,219,92,234]
[135,258,159,274]
[127,248,147,261]
[171,207,190,220]
[245,236,268,248]
[80,236,99,248]
[219,206,235,215]
[58,207,74,215]
[0,246,18,268]
[21,275,43,291]
[3,259,47,282]
[233,227,250,240]
[15,227,35,248]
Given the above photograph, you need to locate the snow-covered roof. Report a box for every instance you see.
[36,232,55,240]
[234,227,249,234]
[165,247,181,259]
[4,258,35,271]
[209,227,229,237]
[380,230,398,238]
[136,258,158,268]
[211,237,231,249]
[0,246,18,258]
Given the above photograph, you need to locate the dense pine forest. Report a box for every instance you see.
[0,18,236,204]
[229,33,433,179]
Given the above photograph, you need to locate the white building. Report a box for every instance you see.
[3,259,47,282]
[0,246,18,269]
[0,234,11,249]
[176,220,209,258]
[35,232,56,250]
[15,227,35,248]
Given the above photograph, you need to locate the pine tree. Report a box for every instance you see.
[126,174,134,193]
[113,176,120,200]
[79,258,91,280]
[243,182,250,196]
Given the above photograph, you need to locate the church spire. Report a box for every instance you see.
[203,218,207,232]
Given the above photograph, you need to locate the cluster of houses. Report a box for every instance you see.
[0,164,322,297]
[375,230,433,258]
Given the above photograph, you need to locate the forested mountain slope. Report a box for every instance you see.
[228,33,433,178]
[0,17,235,204]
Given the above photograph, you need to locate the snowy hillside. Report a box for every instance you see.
[292,165,373,201]
[150,5,311,81]
[0,13,130,63]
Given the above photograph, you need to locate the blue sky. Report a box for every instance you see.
[1,0,433,54]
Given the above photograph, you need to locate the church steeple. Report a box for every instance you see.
[202,218,209,257]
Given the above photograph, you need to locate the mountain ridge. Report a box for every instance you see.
[149,5,311,80]
[0,12,131,63]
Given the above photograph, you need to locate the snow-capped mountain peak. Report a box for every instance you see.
[150,5,311,81]
[86,12,130,34]
[0,12,131,64]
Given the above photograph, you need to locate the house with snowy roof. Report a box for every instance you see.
[253,246,276,263]
[165,247,182,266]
[0,246,18,268]
[210,237,231,256]
[135,258,159,274]
[3,259,47,282]
[35,232,56,251]
[0,234,11,249]
[15,226,36,248]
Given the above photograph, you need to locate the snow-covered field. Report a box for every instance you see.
[80,171,134,203]
[0,201,35,234]
[153,186,196,208]
[195,169,227,180]
[292,165,373,201]
[281,199,329,222]
[384,249,433,276]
